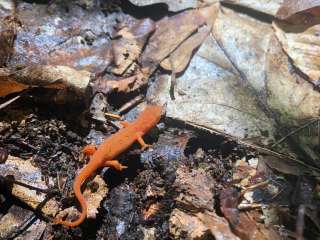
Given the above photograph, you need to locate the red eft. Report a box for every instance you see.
[53,105,163,227]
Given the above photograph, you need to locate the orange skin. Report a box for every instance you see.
[53,105,163,227]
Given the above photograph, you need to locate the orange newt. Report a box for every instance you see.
[53,105,163,227]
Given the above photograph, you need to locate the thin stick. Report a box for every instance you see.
[118,94,144,114]
[186,121,320,172]
[169,55,176,100]
[271,118,319,147]
[0,95,20,110]
[105,112,122,119]
[0,175,57,194]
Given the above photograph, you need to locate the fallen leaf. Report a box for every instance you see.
[160,26,211,73]
[0,65,91,97]
[112,18,155,76]
[273,15,320,82]
[220,188,281,240]
[222,0,283,16]
[276,0,320,20]
[142,203,161,220]
[140,7,207,74]
[92,71,146,94]
[129,0,219,12]
[169,208,240,240]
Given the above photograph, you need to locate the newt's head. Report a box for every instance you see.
[136,105,163,133]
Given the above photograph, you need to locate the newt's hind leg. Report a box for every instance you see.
[83,144,97,156]
[105,160,127,171]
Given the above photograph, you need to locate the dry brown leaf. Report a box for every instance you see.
[198,3,220,28]
[142,203,162,220]
[0,78,28,97]
[92,71,147,94]
[160,26,211,73]
[273,14,320,82]
[220,188,281,240]
[276,0,320,19]
[140,7,207,74]
[169,208,240,239]
[112,18,155,76]
[0,65,91,97]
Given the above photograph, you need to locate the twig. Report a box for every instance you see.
[169,55,176,100]
[105,112,122,119]
[296,205,305,240]
[186,121,320,173]
[271,118,319,147]
[0,95,20,110]
[240,180,269,196]
[118,94,144,114]
[0,175,57,194]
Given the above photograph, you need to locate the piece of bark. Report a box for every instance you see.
[54,175,107,221]
[0,205,46,240]
[0,155,59,216]
[169,208,240,240]
[173,166,215,211]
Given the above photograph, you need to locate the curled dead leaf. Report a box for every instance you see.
[140,7,207,73]
[160,26,211,73]
[0,65,91,97]
[142,203,161,220]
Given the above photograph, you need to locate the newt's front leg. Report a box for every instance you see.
[104,160,127,171]
[136,132,151,150]
[83,144,97,156]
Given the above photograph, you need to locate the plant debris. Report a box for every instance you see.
[1,0,320,239]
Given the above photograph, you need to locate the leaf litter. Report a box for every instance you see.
[0,0,320,239]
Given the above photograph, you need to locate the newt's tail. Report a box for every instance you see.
[53,176,88,227]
